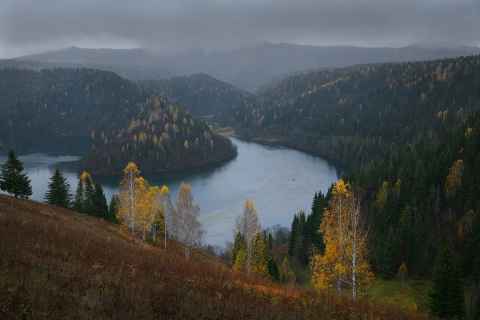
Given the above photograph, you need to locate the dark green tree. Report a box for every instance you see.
[107,194,120,223]
[267,259,280,281]
[71,171,95,215]
[92,181,108,218]
[84,177,95,215]
[44,168,72,208]
[430,240,465,319]
[0,149,32,198]
[72,177,84,212]
[382,230,397,280]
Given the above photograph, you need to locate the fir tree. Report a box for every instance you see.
[430,240,465,319]
[0,149,32,198]
[44,168,71,208]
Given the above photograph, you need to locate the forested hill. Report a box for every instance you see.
[219,55,480,168]
[0,68,237,174]
[140,73,252,117]
[343,111,480,279]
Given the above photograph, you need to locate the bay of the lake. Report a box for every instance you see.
[0,132,345,246]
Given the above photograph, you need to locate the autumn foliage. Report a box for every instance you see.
[0,194,435,319]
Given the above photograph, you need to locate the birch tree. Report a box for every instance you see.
[172,183,204,260]
[234,200,261,276]
[344,194,373,299]
[135,177,154,241]
[117,162,141,243]
[310,179,373,299]
[160,185,174,252]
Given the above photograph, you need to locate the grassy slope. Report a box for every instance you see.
[0,194,435,319]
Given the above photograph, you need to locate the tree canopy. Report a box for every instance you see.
[0,149,32,199]
[44,168,72,208]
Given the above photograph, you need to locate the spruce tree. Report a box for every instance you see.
[92,181,108,218]
[0,149,32,198]
[72,178,85,212]
[430,240,465,319]
[44,168,72,208]
[107,194,120,223]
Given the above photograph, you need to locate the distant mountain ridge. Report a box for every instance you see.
[10,42,480,91]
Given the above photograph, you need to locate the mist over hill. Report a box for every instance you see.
[9,42,480,91]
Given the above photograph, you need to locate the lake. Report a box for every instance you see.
[0,132,346,246]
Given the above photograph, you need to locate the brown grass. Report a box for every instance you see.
[0,194,437,319]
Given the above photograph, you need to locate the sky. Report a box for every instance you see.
[1,0,479,59]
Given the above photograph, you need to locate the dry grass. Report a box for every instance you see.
[0,194,437,319]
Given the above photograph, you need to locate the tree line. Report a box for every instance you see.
[218,55,480,169]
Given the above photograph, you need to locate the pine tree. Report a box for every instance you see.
[0,149,32,198]
[44,168,71,208]
[430,240,465,319]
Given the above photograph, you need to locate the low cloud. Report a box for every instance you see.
[1,0,479,58]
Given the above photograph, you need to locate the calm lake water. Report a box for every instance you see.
[0,132,345,246]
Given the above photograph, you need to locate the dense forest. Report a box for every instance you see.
[278,58,480,317]
[218,55,480,169]
[0,68,237,173]
[140,73,252,118]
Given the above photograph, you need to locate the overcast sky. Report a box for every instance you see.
[1,0,479,59]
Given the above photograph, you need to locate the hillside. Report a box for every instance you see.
[10,42,480,91]
[0,68,237,174]
[219,55,480,168]
[140,73,252,118]
[0,194,434,319]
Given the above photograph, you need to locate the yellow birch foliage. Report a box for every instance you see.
[310,179,373,298]
[135,177,154,241]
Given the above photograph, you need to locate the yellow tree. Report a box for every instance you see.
[135,177,154,241]
[117,162,142,243]
[234,200,261,276]
[444,159,463,199]
[310,179,373,299]
[250,230,269,277]
[233,249,247,272]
